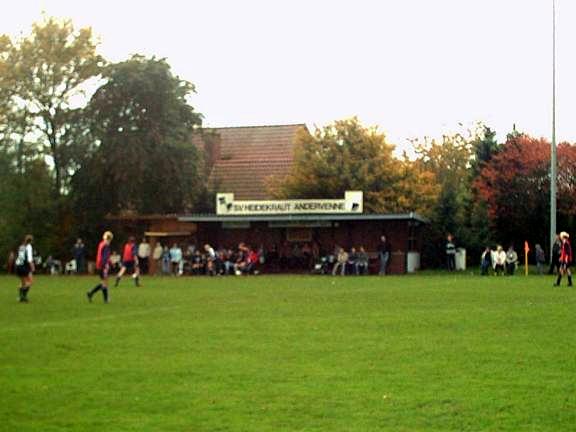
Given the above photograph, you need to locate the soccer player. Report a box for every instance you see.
[554,231,572,287]
[87,231,114,303]
[115,236,141,287]
[15,234,35,303]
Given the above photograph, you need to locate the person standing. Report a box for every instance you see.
[87,231,114,303]
[72,238,86,274]
[170,243,183,276]
[115,236,141,287]
[15,234,35,303]
[378,235,391,275]
[480,246,492,275]
[138,237,151,275]
[548,234,561,275]
[554,232,572,287]
[446,234,456,271]
[161,245,171,275]
[204,244,217,276]
[534,244,546,275]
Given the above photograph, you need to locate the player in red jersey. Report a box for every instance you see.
[554,231,572,287]
[87,231,114,303]
[114,236,141,287]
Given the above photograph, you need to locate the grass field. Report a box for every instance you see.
[0,273,574,431]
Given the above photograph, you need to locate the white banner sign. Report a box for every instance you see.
[216,191,363,216]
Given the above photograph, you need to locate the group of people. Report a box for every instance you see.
[151,242,261,277]
[12,230,572,304]
[480,245,520,276]
[478,232,572,285]
[328,246,370,276]
[321,236,391,276]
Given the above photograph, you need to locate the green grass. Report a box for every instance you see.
[0,274,574,431]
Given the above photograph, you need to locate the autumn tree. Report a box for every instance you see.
[412,125,500,266]
[475,134,576,248]
[412,131,473,235]
[72,55,204,223]
[0,17,104,196]
[269,118,439,215]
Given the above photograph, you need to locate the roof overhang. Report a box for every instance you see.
[178,212,428,224]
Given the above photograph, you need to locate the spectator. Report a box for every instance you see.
[332,248,349,276]
[65,259,77,275]
[191,250,205,275]
[244,246,260,274]
[378,235,391,275]
[506,245,518,275]
[356,246,369,275]
[72,238,86,274]
[548,234,561,275]
[222,248,235,275]
[169,243,183,276]
[535,244,546,275]
[45,255,61,275]
[234,243,249,274]
[138,237,151,274]
[493,245,506,275]
[204,244,217,276]
[347,247,358,275]
[109,250,121,273]
[446,234,456,271]
[480,246,492,275]
[152,241,164,275]
[161,245,171,275]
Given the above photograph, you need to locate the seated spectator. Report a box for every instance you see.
[222,248,235,275]
[480,246,492,275]
[493,245,506,275]
[190,250,205,275]
[109,251,121,273]
[234,243,249,275]
[355,247,369,275]
[332,248,349,276]
[65,259,77,275]
[347,247,358,275]
[244,246,260,275]
[45,255,62,275]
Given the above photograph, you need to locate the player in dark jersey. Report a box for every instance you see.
[554,231,572,287]
[114,236,141,287]
[15,234,35,303]
[87,231,114,303]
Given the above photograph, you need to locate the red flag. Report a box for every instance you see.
[524,241,530,253]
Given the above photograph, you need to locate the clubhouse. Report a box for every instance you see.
[109,125,427,274]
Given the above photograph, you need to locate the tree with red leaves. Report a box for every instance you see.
[475,134,576,248]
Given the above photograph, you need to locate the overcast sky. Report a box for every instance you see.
[2,0,575,152]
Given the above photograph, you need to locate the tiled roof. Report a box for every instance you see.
[198,124,306,200]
